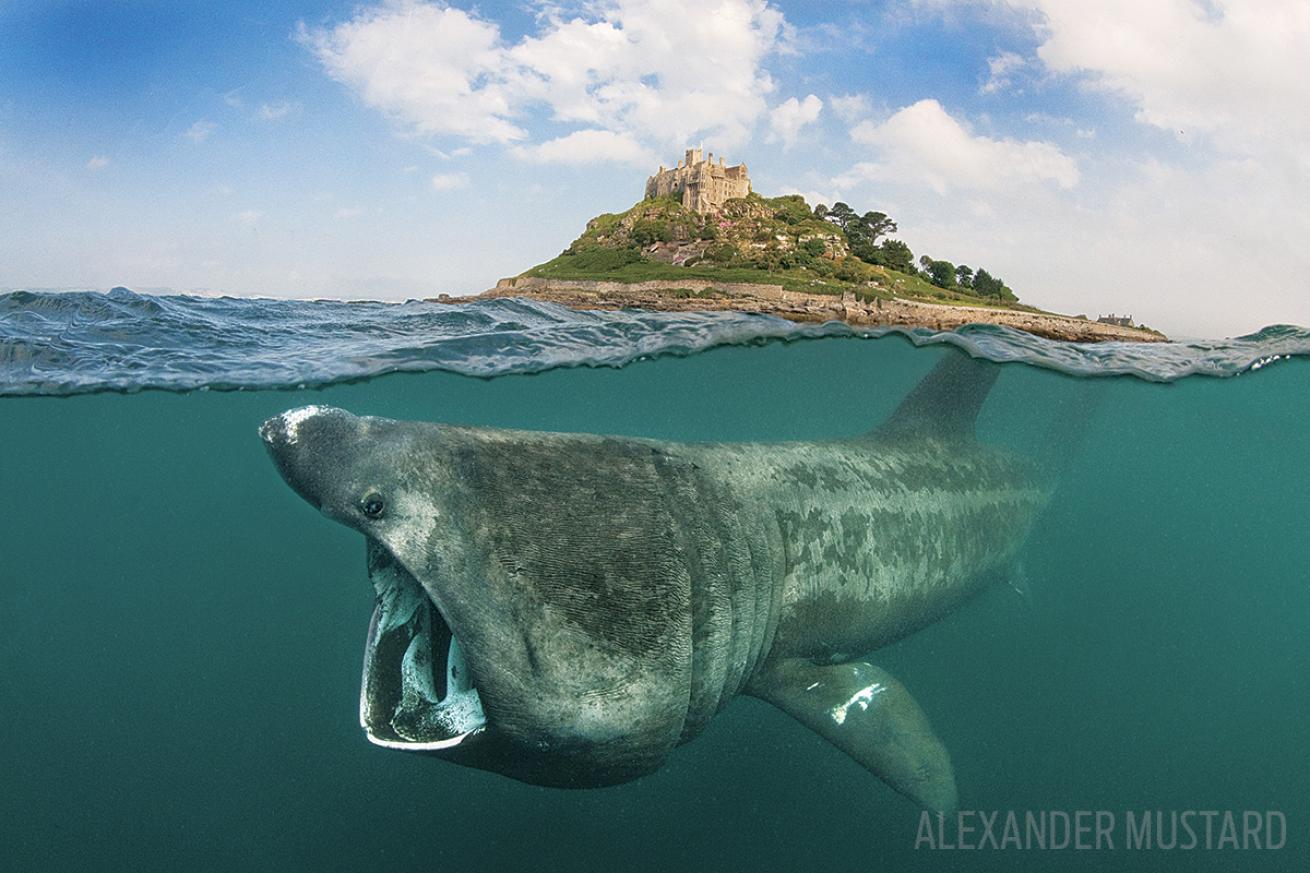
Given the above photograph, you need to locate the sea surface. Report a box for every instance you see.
[2,288,1307,871]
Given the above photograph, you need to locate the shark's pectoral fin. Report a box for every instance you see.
[747,658,958,813]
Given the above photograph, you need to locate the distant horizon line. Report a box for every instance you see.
[0,285,482,303]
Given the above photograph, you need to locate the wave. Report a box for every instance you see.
[1,287,1306,396]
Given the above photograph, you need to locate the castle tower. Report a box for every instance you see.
[645,148,752,214]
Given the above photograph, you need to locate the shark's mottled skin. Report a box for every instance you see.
[261,355,1049,810]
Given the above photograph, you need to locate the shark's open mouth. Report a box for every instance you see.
[360,541,487,750]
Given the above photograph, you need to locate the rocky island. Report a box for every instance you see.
[445,148,1166,343]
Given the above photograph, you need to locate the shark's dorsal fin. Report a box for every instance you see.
[748,659,957,812]
[876,351,1000,442]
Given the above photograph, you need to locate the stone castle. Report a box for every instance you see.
[645,147,751,214]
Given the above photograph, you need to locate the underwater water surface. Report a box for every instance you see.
[2,290,1307,871]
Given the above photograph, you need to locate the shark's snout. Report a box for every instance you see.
[259,405,364,509]
[260,405,332,448]
[258,414,286,446]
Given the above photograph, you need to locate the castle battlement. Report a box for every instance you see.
[645,148,751,214]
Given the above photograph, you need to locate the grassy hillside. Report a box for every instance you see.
[521,193,1033,309]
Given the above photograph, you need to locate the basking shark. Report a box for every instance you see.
[260,354,1049,811]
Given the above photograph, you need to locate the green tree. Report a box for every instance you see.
[801,238,827,257]
[955,264,974,287]
[927,259,957,288]
[826,201,857,229]
[972,268,1012,299]
[859,211,898,245]
[849,238,878,264]
[871,239,915,273]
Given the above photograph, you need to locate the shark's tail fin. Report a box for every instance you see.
[874,350,1001,443]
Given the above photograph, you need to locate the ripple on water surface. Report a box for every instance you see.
[1,287,1307,396]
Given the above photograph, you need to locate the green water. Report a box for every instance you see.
[3,337,1306,871]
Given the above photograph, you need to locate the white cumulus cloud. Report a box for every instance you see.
[980,50,1027,94]
[766,94,822,149]
[184,120,217,143]
[828,93,872,123]
[431,172,470,191]
[511,130,657,167]
[303,0,788,156]
[257,101,301,122]
[946,0,1310,168]
[303,3,520,144]
[846,99,1078,194]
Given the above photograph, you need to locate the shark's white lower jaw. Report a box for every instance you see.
[360,543,488,750]
[361,632,488,750]
[364,718,488,752]
[364,726,483,751]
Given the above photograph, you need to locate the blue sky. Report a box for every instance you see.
[2,0,1307,336]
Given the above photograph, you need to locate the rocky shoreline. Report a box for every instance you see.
[440,277,1167,343]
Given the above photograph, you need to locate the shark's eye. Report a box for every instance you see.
[361,494,386,519]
